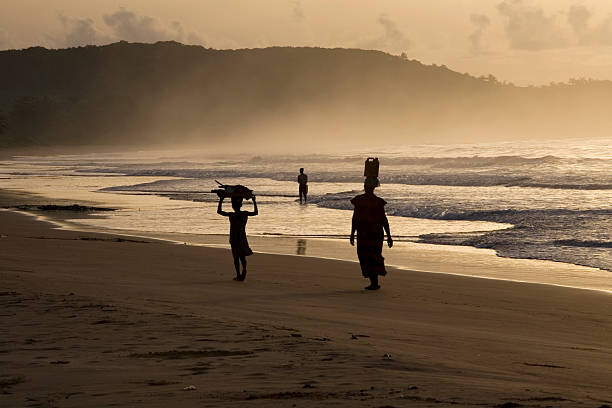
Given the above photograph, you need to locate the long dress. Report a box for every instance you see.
[229,211,253,258]
[350,193,388,277]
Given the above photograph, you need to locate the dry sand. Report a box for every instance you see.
[1,210,611,407]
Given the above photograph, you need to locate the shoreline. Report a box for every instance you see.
[2,147,611,276]
[1,186,610,293]
[18,206,612,294]
[1,207,611,407]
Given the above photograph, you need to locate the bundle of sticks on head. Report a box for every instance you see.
[211,180,254,199]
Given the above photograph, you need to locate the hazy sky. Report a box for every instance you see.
[2,0,612,85]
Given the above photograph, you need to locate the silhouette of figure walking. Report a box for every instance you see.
[297,168,308,204]
[350,178,393,290]
[217,195,258,281]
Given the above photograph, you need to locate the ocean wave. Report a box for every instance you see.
[246,154,608,167]
[317,196,611,222]
[313,192,612,271]
[74,154,612,271]
[554,239,612,248]
[518,183,612,190]
[5,145,612,273]
[82,166,612,190]
[413,208,612,272]
[384,155,563,168]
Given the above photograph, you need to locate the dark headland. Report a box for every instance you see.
[1,41,612,149]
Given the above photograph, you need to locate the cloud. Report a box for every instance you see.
[363,14,411,52]
[102,8,182,43]
[568,4,591,40]
[568,5,612,46]
[292,0,305,22]
[54,8,205,48]
[186,32,204,45]
[59,16,110,47]
[592,17,612,46]
[497,0,568,50]
[102,8,205,45]
[171,21,184,40]
[469,13,491,54]
[0,29,10,50]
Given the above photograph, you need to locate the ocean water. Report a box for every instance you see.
[1,138,610,274]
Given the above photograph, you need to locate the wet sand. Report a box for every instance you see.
[1,209,611,407]
[4,186,609,293]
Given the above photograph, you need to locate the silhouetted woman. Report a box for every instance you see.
[217,195,258,281]
[350,178,393,290]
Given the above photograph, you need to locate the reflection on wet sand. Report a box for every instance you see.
[296,239,307,255]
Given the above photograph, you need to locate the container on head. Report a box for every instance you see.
[364,157,379,178]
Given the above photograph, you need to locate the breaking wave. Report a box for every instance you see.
[81,153,612,191]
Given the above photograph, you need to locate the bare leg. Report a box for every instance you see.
[239,256,247,281]
[233,256,241,280]
[365,273,380,290]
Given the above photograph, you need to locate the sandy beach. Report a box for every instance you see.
[1,208,611,407]
[3,12,612,408]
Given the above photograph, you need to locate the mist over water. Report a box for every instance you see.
[1,138,611,272]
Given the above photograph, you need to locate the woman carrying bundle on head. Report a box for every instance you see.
[216,184,258,281]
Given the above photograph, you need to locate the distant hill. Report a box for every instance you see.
[1,41,611,149]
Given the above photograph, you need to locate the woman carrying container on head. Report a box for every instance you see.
[349,158,393,290]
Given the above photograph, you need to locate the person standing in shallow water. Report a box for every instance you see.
[350,178,393,290]
[297,168,308,204]
[217,195,258,281]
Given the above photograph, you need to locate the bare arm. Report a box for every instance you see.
[383,214,393,248]
[246,196,258,216]
[350,209,357,246]
[217,196,230,216]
